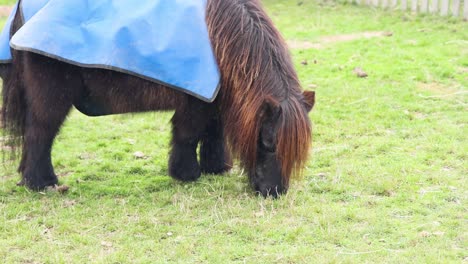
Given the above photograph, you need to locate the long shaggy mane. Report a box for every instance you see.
[206,0,312,185]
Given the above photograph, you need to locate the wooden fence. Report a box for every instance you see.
[350,0,468,19]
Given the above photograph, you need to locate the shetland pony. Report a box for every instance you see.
[1,0,315,197]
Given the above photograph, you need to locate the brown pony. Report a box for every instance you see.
[1,0,315,197]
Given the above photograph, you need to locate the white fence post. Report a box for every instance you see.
[464,0,468,19]
[452,0,460,16]
[411,0,418,12]
[440,0,449,15]
[430,0,439,13]
[421,0,429,12]
[345,0,467,18]
[401,0,408,10]
[382,0,389,8]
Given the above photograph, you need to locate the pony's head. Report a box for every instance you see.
[207,0,315,197]
[252,91,315,197]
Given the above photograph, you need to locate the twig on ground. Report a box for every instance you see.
[346,97,369,105]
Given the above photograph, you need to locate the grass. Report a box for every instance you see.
[0,0,13,5]
[1,0,467,263]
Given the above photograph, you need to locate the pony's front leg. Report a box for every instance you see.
[21,100,73,190]
[169,96,211,181]
[22,112,63,189]
[200,116,232,174]
[19,53,78,190]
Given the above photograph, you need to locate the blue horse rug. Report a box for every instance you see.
[0,0,220,102]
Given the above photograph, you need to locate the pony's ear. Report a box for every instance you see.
[302,91,315,112]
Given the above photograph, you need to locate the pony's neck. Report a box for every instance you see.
[207,0,300,102]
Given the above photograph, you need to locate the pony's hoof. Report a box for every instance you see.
[23,177,58,191]
[169,154,201,181]
[169,166,201,182]
[169,143,201,181]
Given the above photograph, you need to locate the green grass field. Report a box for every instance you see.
[1,0,467,263]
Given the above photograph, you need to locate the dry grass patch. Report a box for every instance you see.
[287,31,392,49]
[417,82,466,98]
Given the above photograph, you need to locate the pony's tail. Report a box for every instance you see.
[2,0,26,161]
[1,63,26,159]
[276,96,312,187]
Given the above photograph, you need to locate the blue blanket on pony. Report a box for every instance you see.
[0,0,220,102]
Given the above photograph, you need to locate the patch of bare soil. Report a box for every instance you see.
[458,67,468,74]
[0,6,12,17]
[417,82,466,98]
[287,40,323,49]
[287,31,393,49]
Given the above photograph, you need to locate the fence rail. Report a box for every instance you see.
[350,0,468,19]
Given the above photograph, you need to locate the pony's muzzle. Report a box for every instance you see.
[253,151,286,198]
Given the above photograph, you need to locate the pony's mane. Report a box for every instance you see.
[206,0,311,185]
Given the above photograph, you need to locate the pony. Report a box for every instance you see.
[1,0,315,197]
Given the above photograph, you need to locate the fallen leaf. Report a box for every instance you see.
[419,231,431,238]
[353,67,368,78]
[56,185,70,194]
[42,228,51,235]
[301,60,308,65]
[133,151,146,159]
[317,172,327,178]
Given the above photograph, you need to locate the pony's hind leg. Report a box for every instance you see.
[169,96,213,181]
[20,53,81,190]
[200,116,232,174]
